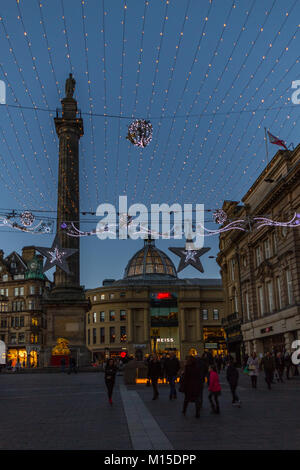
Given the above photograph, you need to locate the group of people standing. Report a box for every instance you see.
[146,352,234,418]
[102,349,298,412]
[245,350,298,390]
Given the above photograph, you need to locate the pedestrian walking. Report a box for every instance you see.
[145,354,152,387]
[104,358,117,405]
[181,356,202,418]
[247,352,259,388]
[164,352,180,400]
[226,359,241,406]
[148,354,162,400]
[216,355,222,374]
[60,357,66,373]
[208,365,222,414]
[261,352,276,389]
[195,354,209,409]
[275,352,284,383]
[284,352,292,380]
[68,356,77,374]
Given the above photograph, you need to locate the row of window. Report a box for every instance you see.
[88,309,220,323]
[87,326,127,345]
[91,292,126,302]
[88,310,127,324]
[5,333,39,345]
[202,309,219,321]
[0,286,43,296]
[0,317,41,328]
[229,233,281,280]
[0,300,40,312]
[243,270,294,320]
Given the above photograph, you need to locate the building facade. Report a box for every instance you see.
[0,246,51,367]
[86,240,226,362]
[217,144,300,360]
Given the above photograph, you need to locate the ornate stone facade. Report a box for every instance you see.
[217,144,300,359]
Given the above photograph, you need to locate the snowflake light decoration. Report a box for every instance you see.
[213,209,227,225]
[126,119,153,148]
[20,211,35,227]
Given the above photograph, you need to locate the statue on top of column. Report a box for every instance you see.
[65,73,75,98]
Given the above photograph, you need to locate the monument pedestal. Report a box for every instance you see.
[50,354,70,367]
[43,288,91,368]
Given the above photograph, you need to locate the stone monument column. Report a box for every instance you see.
[53,73,83,293]
[42,75,90,367]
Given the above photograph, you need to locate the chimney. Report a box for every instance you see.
[22,246,36,263]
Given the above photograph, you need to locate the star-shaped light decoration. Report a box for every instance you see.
[168,245,211,273]
[35,234,77,274]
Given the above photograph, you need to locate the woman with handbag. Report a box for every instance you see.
[247,352,259,388]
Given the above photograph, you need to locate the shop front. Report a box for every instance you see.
[150,291,180,358]
[7,347,38,367]
[261,331,285,353]
[203,327,227,357]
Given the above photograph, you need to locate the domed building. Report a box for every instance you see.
[85,240,226,363]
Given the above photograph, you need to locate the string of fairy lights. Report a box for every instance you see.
[152,0,238,205]
[0,0,299,235]
[81,0,100,206]
[144,0,214,204]
[113,2,128,206]
[210,52,300,209]
[16,1,57,187]
[131,0,171,204]
[168,0,257,201]
[101,0,109,202]
[139,0,191,202]
[123,0,149,197]
[174,0,297,205]
[173,0,279,204]
[196,14,300,208]
[0,13,55,208]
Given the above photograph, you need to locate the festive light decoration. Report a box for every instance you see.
[36,234,77,274]
[124,0,149,198]
[60,212,300,239]
[168,246,211,273]
[0,215,53,234]
[213,209,227,225]
[20,211,35,227]
[126,119,153,148]
[0,1,299,221]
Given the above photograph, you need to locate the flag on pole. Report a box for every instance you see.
[267,131,288,150]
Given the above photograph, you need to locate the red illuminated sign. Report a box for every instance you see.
[120,351,127,358]
[156,292,172,300]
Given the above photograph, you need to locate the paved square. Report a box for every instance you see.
[0,370,299,450]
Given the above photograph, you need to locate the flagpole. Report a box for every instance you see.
[264,127,269,165]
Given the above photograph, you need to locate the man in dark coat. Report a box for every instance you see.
[195,354,209,409]
[148,354,162,400]
[226,359,240,404]
[275,352,285,383]
[164,352,181,400]
[182,356,203,418]
[261,352,275,389]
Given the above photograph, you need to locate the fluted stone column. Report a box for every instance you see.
[54,74,83,291]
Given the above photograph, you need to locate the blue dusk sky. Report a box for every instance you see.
[0,0,299,288]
